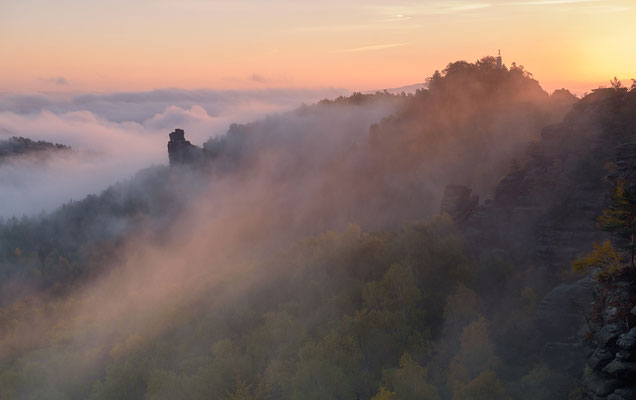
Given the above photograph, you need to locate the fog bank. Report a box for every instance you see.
[0,88,349,217]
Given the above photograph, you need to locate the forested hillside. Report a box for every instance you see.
[199,58,576,229]
[1,58,635,400]
[0,136,70,163]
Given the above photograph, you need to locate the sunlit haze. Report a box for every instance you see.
[2,0,635,94]
[3,0,636,399]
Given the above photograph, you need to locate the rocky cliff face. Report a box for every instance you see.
[535,275,597,376]
[167,129,203,166]
[581,141,636,400]
[444,104,612,277]
[439,88,636,393]
[613,142,636,189]
[583,273,636,400]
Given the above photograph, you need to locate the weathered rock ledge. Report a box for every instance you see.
[583,273,636,400]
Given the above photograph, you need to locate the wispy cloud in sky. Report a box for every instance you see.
[506,0,629,13]
[509,0,601,5]
[378,14,413,22]
[450,3,493,11]
[336,42,409,53]
[2,0,634,93]
[367,2,492,18]
[292,22,419,33]
[581,4,630,11]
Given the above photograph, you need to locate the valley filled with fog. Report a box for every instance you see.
[0,88,347,217]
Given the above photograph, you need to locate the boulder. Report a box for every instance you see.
[617,348,636,361]
[603,307,620,323]
[588,347,616,370]
[617,328,636,351]
[603,359,636,380]
[597,324,627,347]
[610,387,636,400]
[584,370,623,396]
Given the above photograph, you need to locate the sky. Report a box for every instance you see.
[2,0,635,95]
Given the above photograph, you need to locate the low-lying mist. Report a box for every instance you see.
[1,58,608,400]
[0,88,348,217]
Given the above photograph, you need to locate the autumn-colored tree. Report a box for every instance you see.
[597,180,636,268]
[572,240,624,278]
[371,386,397,400]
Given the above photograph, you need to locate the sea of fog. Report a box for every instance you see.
[0,88,348,218]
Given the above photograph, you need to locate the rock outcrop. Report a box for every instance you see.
[439,88,636,393]
[168,129,203,166]
[582,141,636,400]
[583,274,636,399]
[536,276,596,375]
[614,142,636,190]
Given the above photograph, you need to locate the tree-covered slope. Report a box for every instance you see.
[2,59,635,400]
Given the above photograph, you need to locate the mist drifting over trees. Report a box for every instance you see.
[1,57,636,400]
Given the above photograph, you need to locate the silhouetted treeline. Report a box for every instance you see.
[0,136,71,162]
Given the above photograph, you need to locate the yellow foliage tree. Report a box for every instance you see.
[571,240,624,280]
[597,180,636,268]
[371,386,397,400]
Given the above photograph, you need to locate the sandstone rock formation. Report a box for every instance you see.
[438,89,636,394]
[168,129,203,166]
[536,276,596,375]
[583,274,636,399]
[614,142,636,190]
[582,141,636,400]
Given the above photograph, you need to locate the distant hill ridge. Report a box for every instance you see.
[0,136,71,162]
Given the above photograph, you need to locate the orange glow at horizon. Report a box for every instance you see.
[1,0,635,95]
